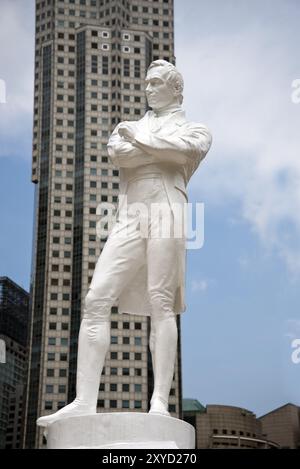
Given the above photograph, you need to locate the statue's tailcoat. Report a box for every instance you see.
[107,110,212,315]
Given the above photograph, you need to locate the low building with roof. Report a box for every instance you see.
[259,403,300,449]
[183,399,279,449]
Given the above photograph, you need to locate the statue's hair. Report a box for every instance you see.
[147,60,184,104]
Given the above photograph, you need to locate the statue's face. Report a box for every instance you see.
[145,68,177,111]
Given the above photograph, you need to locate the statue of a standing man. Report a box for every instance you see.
[37,60,212,428]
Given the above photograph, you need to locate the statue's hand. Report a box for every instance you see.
[118,123,136,143]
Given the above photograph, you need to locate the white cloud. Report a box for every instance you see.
[285,320,300,340]
[191,279,208,293]
[238,255,250,269]
[176,1,300,275]
[0,0,35,159]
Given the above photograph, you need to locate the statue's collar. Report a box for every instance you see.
[151,105,183,118]
[145,109,186,133]
[148,109,186,124]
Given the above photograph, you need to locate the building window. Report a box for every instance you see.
[123,58,130,76]
[91,55,98,74]
[102,56,109,75]
[122,400,130,409]
[134,337,142,346]
[134,59,141,78]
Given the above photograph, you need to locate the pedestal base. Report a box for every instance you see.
[46,412,195,449]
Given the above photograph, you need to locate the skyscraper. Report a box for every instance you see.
[24,0,182,449]
[0,277,29,449]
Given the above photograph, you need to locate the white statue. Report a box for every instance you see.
[37,60,212,428]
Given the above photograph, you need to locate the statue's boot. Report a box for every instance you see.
[149,313,177,417]
[36,317,110,428]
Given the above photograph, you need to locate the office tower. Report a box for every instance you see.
[24,0,182,449]
[0,277,29,449]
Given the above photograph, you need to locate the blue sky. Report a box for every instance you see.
[0,0,299,417]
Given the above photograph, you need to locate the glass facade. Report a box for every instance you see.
[69,30,86,400]
[0,277,29,449]
[25,43,52,448]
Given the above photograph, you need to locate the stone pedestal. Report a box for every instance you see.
[46,412,195,449]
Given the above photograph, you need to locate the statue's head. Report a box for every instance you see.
[145,60,184,111]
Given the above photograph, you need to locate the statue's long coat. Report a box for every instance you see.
[107,110,212,315]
